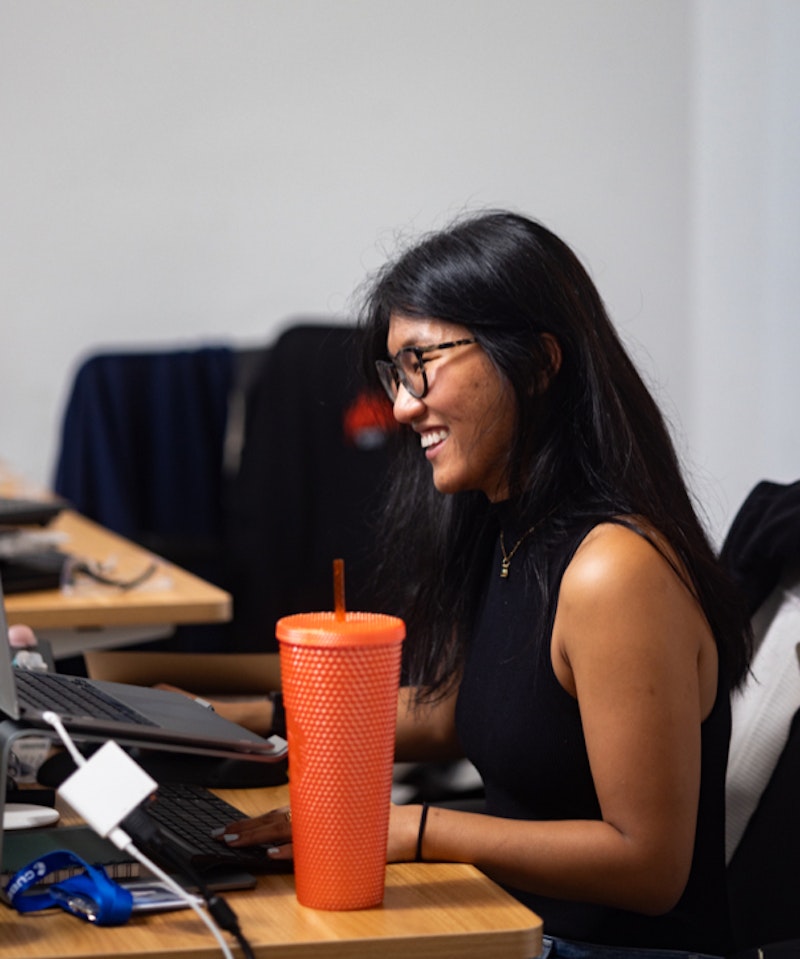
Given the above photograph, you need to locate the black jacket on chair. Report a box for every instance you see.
[720,479,800,617]
[720,479,800,955]
[223,323,395,651]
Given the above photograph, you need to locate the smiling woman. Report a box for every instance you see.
[192,211,752,959]
[348,210,753,958]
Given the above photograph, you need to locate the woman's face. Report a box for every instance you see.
[386,314,517,502]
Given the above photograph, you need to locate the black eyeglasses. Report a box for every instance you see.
[375,338,477,402]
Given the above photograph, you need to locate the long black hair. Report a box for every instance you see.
[358,211,751,694]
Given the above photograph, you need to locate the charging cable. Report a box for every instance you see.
[40,713,242,959]
[120,804,256,959]
[61,557,159,591]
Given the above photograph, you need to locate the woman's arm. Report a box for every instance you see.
[216,683,465,855]
[388,524,718,916]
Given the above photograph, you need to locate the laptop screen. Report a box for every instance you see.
[0,578,21,721]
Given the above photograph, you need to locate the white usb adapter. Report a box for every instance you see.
[58,740,158,838]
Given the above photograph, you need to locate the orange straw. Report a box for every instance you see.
[333,558,346,620]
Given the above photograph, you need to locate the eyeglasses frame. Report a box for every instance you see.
[375,338,478,401]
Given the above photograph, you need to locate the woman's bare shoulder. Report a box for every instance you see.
[561,517,674,597]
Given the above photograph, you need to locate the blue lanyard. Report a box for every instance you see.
[5,850,133,925]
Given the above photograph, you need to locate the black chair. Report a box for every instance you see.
[52,345,235,653]
[222,322,396,651]
[51,326,398,654]
[720,479,800,956]
[54,345,233,569]
[726,707,800,956]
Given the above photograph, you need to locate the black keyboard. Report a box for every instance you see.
[15,669,157,726]
[143,782,285,874]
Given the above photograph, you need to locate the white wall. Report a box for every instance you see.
[1,0,798,545]
[691,0,800,542]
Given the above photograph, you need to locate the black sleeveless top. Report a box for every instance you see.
[455,510,731,954]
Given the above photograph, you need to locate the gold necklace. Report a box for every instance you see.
[499,525,537,579]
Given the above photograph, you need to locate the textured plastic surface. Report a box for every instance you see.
[276,611,404,910]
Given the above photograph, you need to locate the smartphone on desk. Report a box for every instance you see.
[122,879,194,914]
[122,872,256,913]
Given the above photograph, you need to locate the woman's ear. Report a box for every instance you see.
[534,333,562,394]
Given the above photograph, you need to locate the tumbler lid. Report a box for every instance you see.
[276,611,405,648]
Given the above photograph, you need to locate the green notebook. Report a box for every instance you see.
[1,825,141,889]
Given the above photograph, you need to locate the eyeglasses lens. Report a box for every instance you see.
[396,350,425,398]
[376,361,399,400]
[375,353,424,401]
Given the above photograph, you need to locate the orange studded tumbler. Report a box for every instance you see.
[276,611,405,910]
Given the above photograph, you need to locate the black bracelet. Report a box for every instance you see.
[268,691,286,739]
[415,802,430,862]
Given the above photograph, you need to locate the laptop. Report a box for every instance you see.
[0,496,66,527]
[0,574,286,765]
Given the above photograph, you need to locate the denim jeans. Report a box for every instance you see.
[537,936,723,959]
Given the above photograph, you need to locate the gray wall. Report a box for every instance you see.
[1,0,798,545]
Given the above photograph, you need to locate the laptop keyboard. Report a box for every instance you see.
[15,669,157,726]
[143,782,280,873]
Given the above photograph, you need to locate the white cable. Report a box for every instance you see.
[41,711,87,768]
[112,833,233,959]
[41,712,233,959]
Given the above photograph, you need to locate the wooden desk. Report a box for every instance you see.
[4,510,231,658]
[0,784,543,959]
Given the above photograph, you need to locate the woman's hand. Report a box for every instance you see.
[216,803,424,864]
[8,624,38,648]
[214,806,294,861]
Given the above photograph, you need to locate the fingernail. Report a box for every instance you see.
[210,827,225,838]
[266,846,281,856]
[222,833,239,843]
